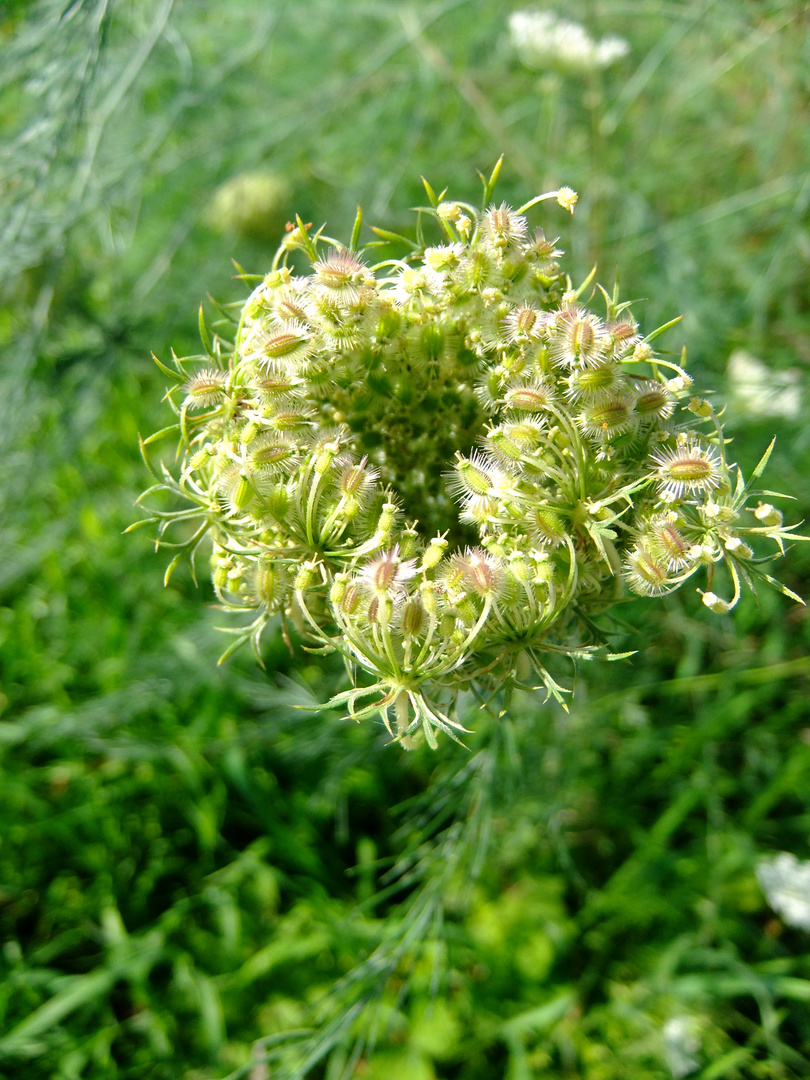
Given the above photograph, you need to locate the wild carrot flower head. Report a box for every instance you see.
[139,166,806,749]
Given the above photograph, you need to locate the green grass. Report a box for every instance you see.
[1,0,809,1076]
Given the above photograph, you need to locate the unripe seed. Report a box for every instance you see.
[294,562,317,591]
[420,580,439,616]
[420,324,445,361]
[504,384,553,412]
[233,473,253,510]
[377,502,398,536]
[401,598,426,638]
[254,562,278,604]
[455,457,491,496]
[329,576,347,605]
[634,382,673,419]
[266,484,289,519]
[488,430,523,461]
[400,527,420,559]
[532,507,566,546]
[341,584,363,616]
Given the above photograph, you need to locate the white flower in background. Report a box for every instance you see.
[726,350,801,420]
[757,852,810,930]
[662,1016,701,1078]
[508,10,630,73]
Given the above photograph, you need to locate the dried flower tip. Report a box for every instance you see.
[652,437,723,499]
[183,370,229,409]
[754,502,783,528]
[556,187,578,214]
[701,590,732,614]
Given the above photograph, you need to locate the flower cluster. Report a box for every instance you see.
[508,10,629,73]
[138,168,804,748]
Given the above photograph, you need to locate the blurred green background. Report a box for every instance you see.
[1,1,809,1076]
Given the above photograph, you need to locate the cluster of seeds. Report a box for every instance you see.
[140,174,803,748]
